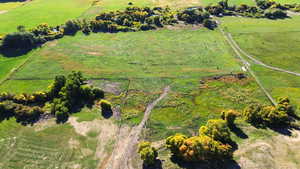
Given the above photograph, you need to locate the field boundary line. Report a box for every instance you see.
[219,26,277,105]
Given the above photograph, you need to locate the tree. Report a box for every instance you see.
[48,75,66,99]
[138,142,158,166]
[199,119,231,143]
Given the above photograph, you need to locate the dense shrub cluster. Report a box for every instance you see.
[138,142,158,166]
[166,119,233,162]
[0,72,104,124]
[205,0,295,18]
[243,97,295,127]
[49,71,104,122]
[0,101,43,125]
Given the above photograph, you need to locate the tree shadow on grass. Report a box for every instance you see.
[101,106,113,119]
[0,0,26,3]
[229,125,248,139]
[143,159,163,169]
[0,47,33,57]
[170,156,241,169]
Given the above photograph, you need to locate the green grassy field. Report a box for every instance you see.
[0,0,93,34]
[10,29,241,79]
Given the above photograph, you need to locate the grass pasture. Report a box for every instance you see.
[10,29,241,80]
[0,0,93,34]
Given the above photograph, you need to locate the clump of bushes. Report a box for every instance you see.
[0,71,104,124]
[0,101,43,125]
[166,119,233,162]
[138,141,158,166]
[264,9,287,19]
[243,97,295,127]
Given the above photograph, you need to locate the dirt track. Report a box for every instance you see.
[104,86,170,169]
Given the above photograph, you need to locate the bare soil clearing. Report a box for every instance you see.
[236,129,300,169]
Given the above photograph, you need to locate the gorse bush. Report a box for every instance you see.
[243,97,295,127]
[199,119,232,144]
[221,110,239,127]
[138,142,158,166]
[0,101,43,125]
[166,118,233,162]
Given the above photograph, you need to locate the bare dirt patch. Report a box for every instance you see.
[202,73,249,84]
[100,81,122,95]
[236,129,300,169]
[33,118,56,132]
[0,10,8,14]
[69,138,80,149]
[68,117,103,136]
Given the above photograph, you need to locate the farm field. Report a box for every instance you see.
[9,29,241,79]
[0,0,93,34]
[0,0,300,168]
